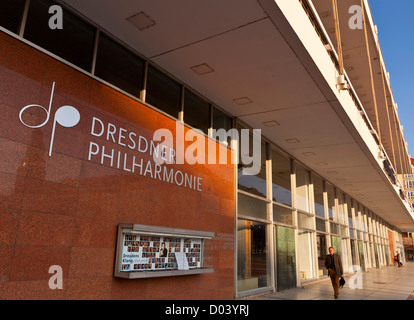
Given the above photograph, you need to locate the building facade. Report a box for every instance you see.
[0,0,413,299]
[404,159,414,208]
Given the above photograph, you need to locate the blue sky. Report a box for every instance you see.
[369,1,414,157]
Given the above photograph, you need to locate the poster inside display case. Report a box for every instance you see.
[114,224,214,279]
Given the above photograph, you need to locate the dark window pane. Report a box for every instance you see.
[316,218,326,232]
[327,183,335,221]
[238,193,267,220]
[0,0,26,34]
[238,133,266,198]
[183,89,210,134]
[95,34,144,97]
[237,220,270,291]
[24,0,96,71]
[273,204,293,225]
[271,149,291,206]
[212,107,232,145]
[146,65,181,118]
[313,174,325,218]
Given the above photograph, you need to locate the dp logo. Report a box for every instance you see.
[19,82,80,156]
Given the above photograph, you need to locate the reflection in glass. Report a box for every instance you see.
[238,134,266,198]
[316,217,326,232]
[313,174,325,218]
[317,234,328,276]
[276,226,296,291]
[358,241,366,271]
[271,149,291,206]
[347,197,353,227]
[350,239,358,268]
[298,231,314,280]
[273,204,293,225]
[330,222,339,235]
[337,192,345,224]
[298,212,313,229]
[238,193,267,220]
[331,235,341,256]
[327,183,335,221]
[296,164,310,212]
[341,238,350,273]
[237,220,269,292]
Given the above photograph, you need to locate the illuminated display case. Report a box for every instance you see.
[114,224,214,279]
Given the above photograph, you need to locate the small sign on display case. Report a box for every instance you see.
[114,224,214,279]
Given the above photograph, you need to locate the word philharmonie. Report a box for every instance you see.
[88,117,204,191]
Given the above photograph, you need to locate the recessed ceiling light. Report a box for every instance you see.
[191,63,215,75]
[302,152,315,156]
[127,12,156,31]
[320,11,331,18]
[263,120,280,127]
[285,138,300,144]
[233,97,253,105]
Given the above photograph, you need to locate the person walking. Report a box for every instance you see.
[325,247,344,299]
[395,251,403,267]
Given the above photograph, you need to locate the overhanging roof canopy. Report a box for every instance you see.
[61,0,414,230]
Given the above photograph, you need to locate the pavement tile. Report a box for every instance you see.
[245,262,414,300]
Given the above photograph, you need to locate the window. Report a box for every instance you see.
[238,129,266,198]
[298,212,313,229]
[330,222,339,235]
[273,204,293,225]
[271,149,291,206]
[24,0,96,71]
[296,163,310,212]
[0,0,26,34]
[347,197,353,227]
[313,174,325,218]
[212,106,232,145]
[95,33,144,97]
[238,193,267,220]
[183,89,210,134]
[298,230,315,280]
[317,234,328,276]
[337,192,345,224]
[146,65,182,119]
[327,183,335,221]
[316,217,326,232]
[237,220,270,292]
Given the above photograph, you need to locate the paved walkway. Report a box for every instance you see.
[249,262,414,300]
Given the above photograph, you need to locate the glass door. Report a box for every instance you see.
[374,244,380,269]
[331,236,341,256]
[358,241,366,271]
[275,226,296,291]
[317,233,328,276]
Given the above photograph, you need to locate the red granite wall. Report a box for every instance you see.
[0,31,235,300]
